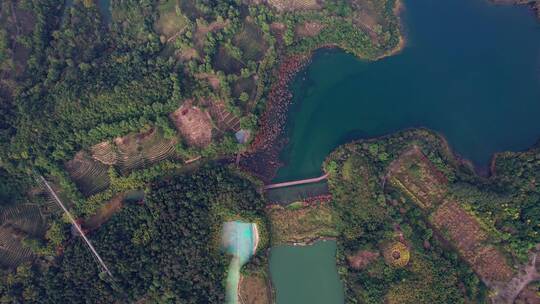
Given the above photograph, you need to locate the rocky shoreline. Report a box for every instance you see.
[239,54,311,182]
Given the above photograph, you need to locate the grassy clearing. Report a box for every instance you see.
[154,0,189,41]
[268,202,339,245]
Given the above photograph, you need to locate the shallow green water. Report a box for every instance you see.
[275,0,540,182]
[270,241,344,304]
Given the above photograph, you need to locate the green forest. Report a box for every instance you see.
[0,166,267,303]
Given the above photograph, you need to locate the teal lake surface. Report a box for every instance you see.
[274,0,540,182]
[270,241,344,304]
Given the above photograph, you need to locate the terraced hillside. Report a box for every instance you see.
[0,204,46,268]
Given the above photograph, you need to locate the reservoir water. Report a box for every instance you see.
[274,0,540,182]
[269,0,540,302]
[269,241,344,304]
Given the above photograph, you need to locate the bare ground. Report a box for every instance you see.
[170,102,213,147]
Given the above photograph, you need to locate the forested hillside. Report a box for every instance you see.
[0,166,267,303]
[324,129,540,303]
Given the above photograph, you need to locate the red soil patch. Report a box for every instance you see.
[431,201,514,284]
[295,21,325,37]
[239,274,271,304]
[348,250,380,270]
[176,47,199,61]
[82,195,124,232]
[170,102,213,148]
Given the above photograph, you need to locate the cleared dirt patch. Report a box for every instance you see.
[347,249,379,270]
[170,102,213,147]
[82,194,124,232]
[233,76,257,101]
[194,72,220,90]
[295,21,325,38]
[194,19,229,52]
[239,273,271,304]
[431,200,513,284]
[515,283,540,304]
[387,146,448,209]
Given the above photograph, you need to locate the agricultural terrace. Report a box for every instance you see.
[324,129,509,302]
[387,146,515,286]
[66,127,177,197]
[0,204,46,268]
[387,145,448,210]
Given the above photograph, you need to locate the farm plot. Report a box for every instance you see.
[387,146,448,209]
[265,0,322,11]
[114,127,177,174]
[0,203,46,268]
[209,101,241,133]
[90,141,118,165]
[65,151,111,196]
[431,200,514,284]
[170,103,213,148]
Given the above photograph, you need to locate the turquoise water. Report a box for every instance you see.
[275,0,540,182]
[270,241,344,304]
[221,221,258,304]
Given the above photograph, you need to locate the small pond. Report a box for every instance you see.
[270,240,344,304]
